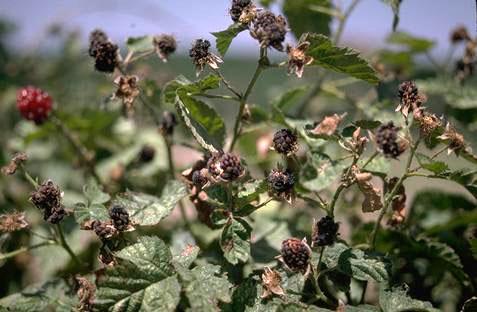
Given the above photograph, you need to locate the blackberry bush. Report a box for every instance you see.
[1,1,477,311]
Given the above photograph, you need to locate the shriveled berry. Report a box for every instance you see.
[250,11,287,51]
[153,34,177,62]
[30,180,66,224]
[91,220,116,240]
[17,86,53,124]
[267,168,294,193]
[272,129,298,155]
[230,0,252,22]
[207,152,245,182]
[109,205,130,231]
[312,216,339,247]
[189,39,211,64]
[138,145,156,163]
[376,122,404,158]
[88,29,108,57]
[396,81,423,118]
[192,170,208,187]
[450,26,470,43]
[281,238,311,273]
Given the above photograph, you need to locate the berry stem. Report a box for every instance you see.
[20,164,39,189]
[54,224,81,266]
[333,0,362,45]
[0,241,56,261]
[212,68,242,99]
[229,48,266,151]
[361,151,379,170]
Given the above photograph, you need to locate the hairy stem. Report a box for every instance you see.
[55,224,81,266]
[229,48,266,151]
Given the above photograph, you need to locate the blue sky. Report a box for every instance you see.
[0,0,474,57]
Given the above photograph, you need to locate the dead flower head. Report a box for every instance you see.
[113,75,140,117]
[396,81,426,119]
[416,112,442,139]
[75,276,96,312]
[1,152,28,176]
[261,267,285,298]
[189,39,223,77]
[153,34,177,62]
[385,177,407,227]
[286,41,314,78]
[437,122,466,155]
[310,113,344,137]
[352,166,383,213]
[0,212,29,233]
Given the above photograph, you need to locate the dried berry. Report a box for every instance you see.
[261,267,285,298]
[109,205,130,231]
[267,167,294,194]
[159,111,178,136]
[286,41,314,78]
[272,128,298,156]
[386,177,407,227]
[113,75,139,117]
[30,180,66,224]
[192,169,208,188]
[0,212,28,233]
[396,81,424,118]
[437,122,466,155]
[93,41,120,73]
[416,112,442,139]
[153,34,177,62]
[189,39,223,76]
[138,145,156,163]
[450,26,470,44]
[17,86,53,124]
[75,276,96,312]
[230,0,252,22]
[375,122,405,158]
[312,216,339,247]
[250,10,287,51]
[1,152,28,176]
[280,238,311,273]
[207,152,245,182]
[88,29,108,57]
[91,220,117,240]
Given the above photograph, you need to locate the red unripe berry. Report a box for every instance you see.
[16,86,53,124]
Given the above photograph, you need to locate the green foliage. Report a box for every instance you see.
[74,179,110,224]
[126,35,154,53]
[220,217,252,264]
[283,0,332,38]
[379,284,439,312]
[387,31,435,53]
[212,24,247,56]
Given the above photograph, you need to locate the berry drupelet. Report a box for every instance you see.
[280,238,311,274]
[109,205,130,231]
[375,122,405,158]
[267,167,295,195]
[272,129,298,156]
[17,86,53,124]
[312,216,339,247]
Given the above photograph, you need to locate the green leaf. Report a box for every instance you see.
[126,35,153,53]
[434,169,477,200]
[176,263,232,311]
[0,279,77,312]
[305,33,379,84]
[337,248,390,282]
[283,0,331,38]
[416,153,449,174]
[387,31,435,53]
[211,23,247,56]
[381,0,402,31]
[300,153,348,192]
[416,77,477,110]
[95,236,180,312]
[272,86,309,112]
[360,155,390,178]
[173,245,200,269]
[176,91,226,152]
[115,180,188,226]
[162,74,221,105]
[379,284,439,312]
[236,179,268,208]
[220,218,252,264]
[354,119,382,129]
[74,180,110,224]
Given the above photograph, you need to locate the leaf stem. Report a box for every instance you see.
[229,48,266,151]
[195,93,240,101]
[361,151,379,170]
[54,224,81,266]
[334,0,362,45]
[212,68,242,99]
[409,145,447,173]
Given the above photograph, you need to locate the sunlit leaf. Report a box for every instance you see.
[211,23,247,56]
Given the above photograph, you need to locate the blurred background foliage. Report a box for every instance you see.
[0,1,476,311]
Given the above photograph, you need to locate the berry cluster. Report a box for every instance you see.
[88,29,119,73]
[109,205,130,231]
[153,34,177,62]
[189,39,223,76]
[207,152,245,182]
[30,180,66,224]
[280,238,311,273]
[229,0,252,23]
[272,128,298,156]
[250,11,287,51]
[397,81,423,118]
[376,122,405,158]
[312,216,339,247]
[16,86,53,124]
